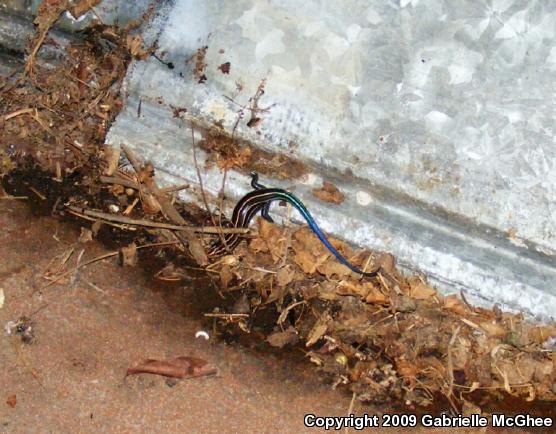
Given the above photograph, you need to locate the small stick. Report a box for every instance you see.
[190,122,213,217]
[446,325,461,400]
[66,206,249,235]
[0,195,28,200]
[160,184,189,193]
[41,241,181,290]
[99,175,140,190]
[345,391,357,434]
[3,108,35,121]
[29,187,46,200]
[204,313,249,318]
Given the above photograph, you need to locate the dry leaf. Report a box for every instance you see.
[444,294,469,316]
[267,327,299,348]
[336,280,368,298]
[35,0,70,30]
[306,315,329,347]
[140,192,162,214]
[103,146,121,176]
[365,286,388,304]
[306,323,327,347]
[293,249,318,274]
[276,266,294,287]
[0,288,4,309]
[408,277,436,299]
[126,35,150,60]
[91,220,103,236]
[220,265,233,289]
[377,253,396,274]
[259,219,285,262]
[186,235,209,266]
[312,181,345,204]
[155,263,187,281]
[121,243,137,266]
[318,260,352,279]
[479,321,507,338]
[249,237,268,253]
[126,356,217,379]
[396,358,419,381]
[78,227,93,243]
[69,0,101,19]
[528,325,556,344]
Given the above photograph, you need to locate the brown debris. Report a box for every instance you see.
[120,242,138,266]
[267,327,299,348]
[188,45,208,83]
[198,129,308,180]
[207,219,556,411]
[312,181,345,204]
[126,356,218,379]
[218,62,231,74]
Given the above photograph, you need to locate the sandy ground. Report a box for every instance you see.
[0,201,548,434]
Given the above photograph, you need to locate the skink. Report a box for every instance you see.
[209,172,379,277]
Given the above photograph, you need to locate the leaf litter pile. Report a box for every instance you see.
[1,1,555,419]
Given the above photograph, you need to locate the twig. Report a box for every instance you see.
[345,391,357,434]
[160,184,189,193]
[446,325,461,400]
[29,186,46,200]
[190,122,213,217]
[189,122,230,253]
[120,144,142,173]
[40,241,180,290]
[204,313,249,318]
[121,143,210,264]
[0,195,28,200]
[3,108,35,121]
[66,206,248,234]
[99,175,141,190]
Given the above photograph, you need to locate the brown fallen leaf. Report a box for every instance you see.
[293,249,318,274]
[479,320,507,338]
[312,181,345,204]
[120,243,137,267]
[318,259,352,279]
[78,227,93,243]
[103,146,121,176]
[276,266,294,287]
[293,226,329,256]
[364,285,389,304]
[220,264,233,289]
[126,356,218,379]
[408,277,437,300]
[267,327,299,348]
[336,280,368,298]
[528,325,556,344]
[444,294,469,316]
[186,235,209,266]
[259,219,286,262]
[126,35,151,60]
[306,314,330,347]
[69,0,101,19]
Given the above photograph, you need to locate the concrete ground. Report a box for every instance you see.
[0,201,544,433]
